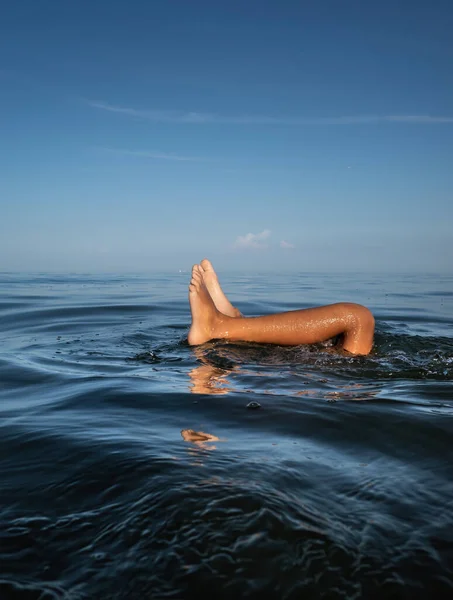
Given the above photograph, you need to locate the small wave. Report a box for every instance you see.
[0,579,79,599]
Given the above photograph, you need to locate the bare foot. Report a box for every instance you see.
[188,264,222,345]
[199,259,242,318]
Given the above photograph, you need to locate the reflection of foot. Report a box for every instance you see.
[189,363,230,395]
[200,259,242,318]
[188,264,222,346]
[181,429,220,444]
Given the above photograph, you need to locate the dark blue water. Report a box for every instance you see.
[1,271,452,599]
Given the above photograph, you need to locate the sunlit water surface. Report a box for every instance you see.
[1,271,452,599]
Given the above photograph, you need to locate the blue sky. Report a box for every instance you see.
[1,0,452,273]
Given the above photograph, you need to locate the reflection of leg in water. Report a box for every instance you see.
[189,346,236,395]
[181,429,220,450]
[199,258,242,318]
[189,364,231,395]
[188,264,375,355]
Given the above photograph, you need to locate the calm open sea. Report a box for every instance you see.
[0,271,452,599]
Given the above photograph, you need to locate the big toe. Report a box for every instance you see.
[200,258,215,273]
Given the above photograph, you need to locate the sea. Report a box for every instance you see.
[0,271,452,600]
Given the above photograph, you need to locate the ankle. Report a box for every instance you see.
[210,312,229,339]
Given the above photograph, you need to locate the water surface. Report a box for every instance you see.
[1,271,452,599]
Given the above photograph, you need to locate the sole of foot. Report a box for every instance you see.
[188,264,219,345]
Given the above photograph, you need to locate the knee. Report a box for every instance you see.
[350,303,375,332]
[338,304,374,354]
[340,303,375,331]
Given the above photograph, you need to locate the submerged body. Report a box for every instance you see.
[188,260,375,356]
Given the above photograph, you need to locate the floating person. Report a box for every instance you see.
[188,259,375,356]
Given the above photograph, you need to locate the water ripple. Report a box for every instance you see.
[0,272,452,598]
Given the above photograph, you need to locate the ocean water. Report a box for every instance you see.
[0,271,452,600]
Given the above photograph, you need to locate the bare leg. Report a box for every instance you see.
[188,266,375,355]
[199,259,242,318]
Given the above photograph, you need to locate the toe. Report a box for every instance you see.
[200,259,214,272]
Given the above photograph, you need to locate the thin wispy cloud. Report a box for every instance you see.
[88,101,221,123]
[233,230,271,250]
[96,147,206,162]
[280,240,295,249]
[87,101,453,125]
